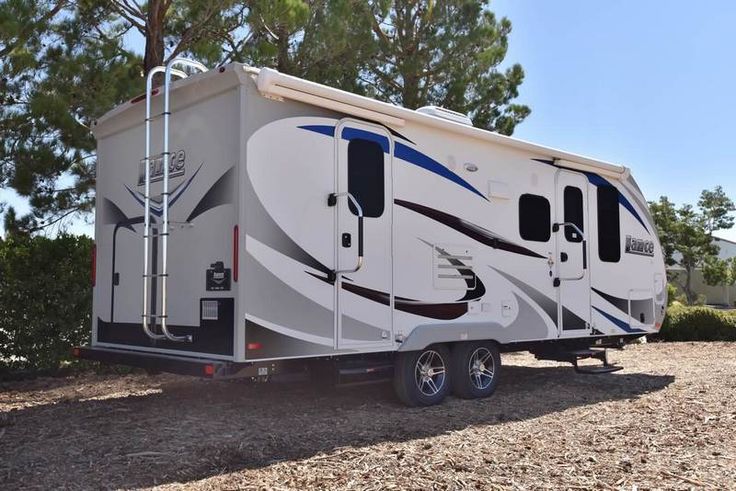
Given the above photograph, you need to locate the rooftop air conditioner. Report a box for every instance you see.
[416,106,473,126]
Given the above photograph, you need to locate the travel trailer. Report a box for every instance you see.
[75,58,667,406]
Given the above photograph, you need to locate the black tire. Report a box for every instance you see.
[450,341,501,399]
[393,344,451,407]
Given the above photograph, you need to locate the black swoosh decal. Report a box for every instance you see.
[593,288,653,318]
[306,272,469,320]
[186,166,235,222]
[395,199,545,259]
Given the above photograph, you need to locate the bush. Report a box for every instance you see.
[0,234,93,374]
[659,304,736,341]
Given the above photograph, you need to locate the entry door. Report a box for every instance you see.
[334,120,394,349]
[554,170,592,336]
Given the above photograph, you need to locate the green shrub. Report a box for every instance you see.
[0,234,93,374]
[659,304,736,341]
[666,283,679,306]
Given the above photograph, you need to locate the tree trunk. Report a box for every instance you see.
[684,266,695,304]
[275,25,290,73]
[144,0,167,75]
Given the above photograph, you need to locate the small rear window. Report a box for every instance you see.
[519,194,551,242]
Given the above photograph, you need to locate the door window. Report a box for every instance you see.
[563,186,584,242]
[347,139,384,218]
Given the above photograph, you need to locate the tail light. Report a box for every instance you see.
[91,243,96,287]
[233,225,239,282]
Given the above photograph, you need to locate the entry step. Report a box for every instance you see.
[532,346,623,375]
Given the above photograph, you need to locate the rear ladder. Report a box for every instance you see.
[141,58,208,342]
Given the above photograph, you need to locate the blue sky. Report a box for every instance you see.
[2,0,735,240]
[492,0,736,240]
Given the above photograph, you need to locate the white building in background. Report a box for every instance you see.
[669,236,736,306]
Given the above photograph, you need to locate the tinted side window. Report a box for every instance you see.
[563,186,584,243]
[519,194,551,242]
[348,139,384,217]
[597,186,620,262]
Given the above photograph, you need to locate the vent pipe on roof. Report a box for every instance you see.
[416,106,473,126]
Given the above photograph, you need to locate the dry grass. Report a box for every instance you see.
[1,342,735,490]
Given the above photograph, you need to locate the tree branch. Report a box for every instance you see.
[0,0,69,58]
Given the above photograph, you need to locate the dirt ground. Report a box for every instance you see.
[1,342,734,490]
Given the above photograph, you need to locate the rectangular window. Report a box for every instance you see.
[348,138,384,218]
[519,194,551,242]
[597,186,621,262]
[563,186,584,242]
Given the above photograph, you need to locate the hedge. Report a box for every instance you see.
[658,303,736,342]
[0,234,93,375]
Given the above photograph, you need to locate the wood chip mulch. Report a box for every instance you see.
[1,342,734,490]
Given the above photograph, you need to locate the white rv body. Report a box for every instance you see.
[89,63,666,369]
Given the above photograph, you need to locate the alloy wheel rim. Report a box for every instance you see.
[414,350,446,396]
[468,347,495,390]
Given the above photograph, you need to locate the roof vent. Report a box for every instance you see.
[416,106,473,126]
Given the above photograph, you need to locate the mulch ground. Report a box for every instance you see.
[1,342,734,490]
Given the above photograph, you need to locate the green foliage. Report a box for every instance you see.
[361,0,530,135]
[659,304,736,341]
[1,1,143,230]
[0,234,93,373]
[649,189,731,304]
[2,0,530,231]
[702,256,736,289]
[666,282,681,306]
[698,185,735,235]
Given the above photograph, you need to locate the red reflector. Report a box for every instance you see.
[72,347,81,358]
[233,225,239,282]
[130,88,158,104]
[247,342,262,350]
[203,364,215,376]
[91,243,96,287]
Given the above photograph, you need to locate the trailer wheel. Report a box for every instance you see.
[393,345,451,407]
[450,341,501,399]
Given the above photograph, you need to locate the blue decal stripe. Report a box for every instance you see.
[341,127,390,153]
[394,142,487,201]
[298,124,335,137]
[592,306,645,333]
[584,172,649,233]
[299,124,488,201]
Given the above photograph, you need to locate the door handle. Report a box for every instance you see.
[328,192,364,276]
[553,222,586,279]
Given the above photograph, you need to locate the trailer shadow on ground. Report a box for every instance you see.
[0,362,674,489]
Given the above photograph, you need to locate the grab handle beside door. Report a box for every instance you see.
[328,192,364,277]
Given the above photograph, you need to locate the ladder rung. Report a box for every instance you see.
[144,232,170,238]
[142,314,168,318]
[146,112,171,122]
[142,273,169,278]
